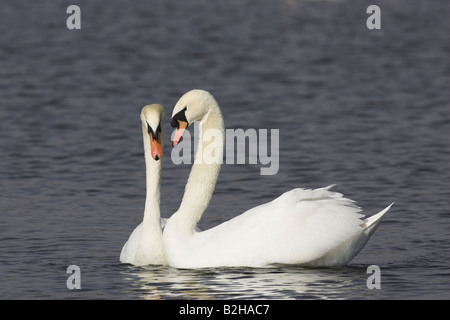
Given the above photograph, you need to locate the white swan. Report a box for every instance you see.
[163,89,393,268]
[120,104,167,266]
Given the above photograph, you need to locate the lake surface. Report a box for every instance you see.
[1,0,449,299]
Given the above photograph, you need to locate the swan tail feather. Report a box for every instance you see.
[363,202,393,229]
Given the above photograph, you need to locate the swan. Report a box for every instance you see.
[120,104,167,266]
[163,89,393,268]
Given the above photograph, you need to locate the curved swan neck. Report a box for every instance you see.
[176,99,224,229]
[142,129,162,226]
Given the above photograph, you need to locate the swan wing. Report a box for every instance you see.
[307,202,393,266]
[120,222,143,263]
[182,186,384,267]
[120,217,178,265]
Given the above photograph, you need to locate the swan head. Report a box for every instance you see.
[141,104,164,161]
[170,89,216,147]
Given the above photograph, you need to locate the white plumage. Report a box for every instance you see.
[120,104,167,266]
[163,90,393,268]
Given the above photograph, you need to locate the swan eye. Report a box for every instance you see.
[156,123,161,135]
[147,122,160,141]
[147,122,153,134]
[171,106,188,129]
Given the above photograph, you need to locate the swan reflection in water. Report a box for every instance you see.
[122,264,374,299]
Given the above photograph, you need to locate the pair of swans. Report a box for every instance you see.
[120,89,393,268]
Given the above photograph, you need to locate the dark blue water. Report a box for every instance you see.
[1,0,449,299]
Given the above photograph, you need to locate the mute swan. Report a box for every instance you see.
[163,89,393,268]
[120,104,168,266]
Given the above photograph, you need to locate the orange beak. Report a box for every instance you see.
[172,120,187,147]
[150,131,162,161]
